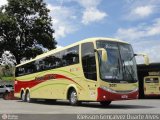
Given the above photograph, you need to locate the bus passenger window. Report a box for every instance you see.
[62,45,79,66]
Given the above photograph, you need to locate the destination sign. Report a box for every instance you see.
[148,72,160,76]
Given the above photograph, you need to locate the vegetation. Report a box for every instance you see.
[0,0,57,64]
[1,76,14,81]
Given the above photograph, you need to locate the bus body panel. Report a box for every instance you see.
[97,88,138,101]
[97,80,138,101]
[14,64,98,101]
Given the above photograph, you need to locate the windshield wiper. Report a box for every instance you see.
[122,59,135,82]
[129,54,137,61]
[112,58,120,80]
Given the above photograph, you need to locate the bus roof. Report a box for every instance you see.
[16,37,128,67]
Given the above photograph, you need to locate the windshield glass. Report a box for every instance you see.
[119,44,138,82]
[96,40,138,83]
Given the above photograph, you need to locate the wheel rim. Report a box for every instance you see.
[26,92,30,102]
[70,91,77,104]
[22,93,25,101]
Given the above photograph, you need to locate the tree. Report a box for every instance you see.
[0,51,16,67]
[0,0,57,64]
[0,51,16,77]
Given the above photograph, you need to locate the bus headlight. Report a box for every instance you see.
[131,87,139,93]
[100,86,117,93]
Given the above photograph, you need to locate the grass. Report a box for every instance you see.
[1,76,14,81]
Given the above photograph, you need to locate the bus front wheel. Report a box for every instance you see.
[69,90,80,106]
[100,101,112,106]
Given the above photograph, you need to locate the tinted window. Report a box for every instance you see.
[145,78,151,83]
[81,42,97,80]
[153,78,159,83]
[16,45,79,77]
[16,66,25,76]
[0,85,4,88]
[6,85,13,87]
[16,62,36,76]
[25,62,36,74]
[62,46,79,66]
[145,78,159,83]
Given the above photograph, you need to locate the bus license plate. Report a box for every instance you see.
[121,95,128,99]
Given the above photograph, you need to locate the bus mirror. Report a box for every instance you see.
[97,48,108,62]
[144,55,149,65]
[135,53,149,65]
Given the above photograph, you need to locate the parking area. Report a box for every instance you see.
[0,98,160,114]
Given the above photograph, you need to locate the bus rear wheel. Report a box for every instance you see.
[26,91,32,103]
[21,91,26,102]
[100,101,112,106]
[69,90,80,106]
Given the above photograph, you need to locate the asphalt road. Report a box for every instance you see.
[0,98,160,114]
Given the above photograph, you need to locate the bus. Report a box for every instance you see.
[14,37,149,106]
[137,63,160,98]
[144,75,160,97]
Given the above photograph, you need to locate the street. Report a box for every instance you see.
[0,98,160,114]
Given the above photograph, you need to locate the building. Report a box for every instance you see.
[137,63,160,98]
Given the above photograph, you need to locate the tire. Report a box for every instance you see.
[3,92,9,100]
[26,91,31,103]
[100,101,112,106]
[45,99,56,103]
[69,90,80,106]
[21,92,26,102]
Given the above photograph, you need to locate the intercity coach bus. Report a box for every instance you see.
[14,37,149,106]
[144,74,160,97]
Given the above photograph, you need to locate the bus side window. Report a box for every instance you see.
[62,45,79,66]
[17,67,25,76]
[43,56,53,70]
[54,53,63,68]
[81,42,97,81]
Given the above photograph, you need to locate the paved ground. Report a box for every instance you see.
[0,98,160,114]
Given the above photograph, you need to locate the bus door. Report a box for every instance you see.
[81,42,97,100]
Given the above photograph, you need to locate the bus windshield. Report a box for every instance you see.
[96,40,138,83]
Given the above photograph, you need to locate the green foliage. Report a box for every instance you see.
[0,66,14,79]
[0,0,57,64]
[1,76,14,81]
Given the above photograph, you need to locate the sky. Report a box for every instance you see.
[1,0,160,64]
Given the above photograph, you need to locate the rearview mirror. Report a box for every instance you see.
[144,55,149,65]
[96,48,108,62]
[135,53,149,65]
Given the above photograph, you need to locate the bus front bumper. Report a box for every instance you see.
[97,87,139,101]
